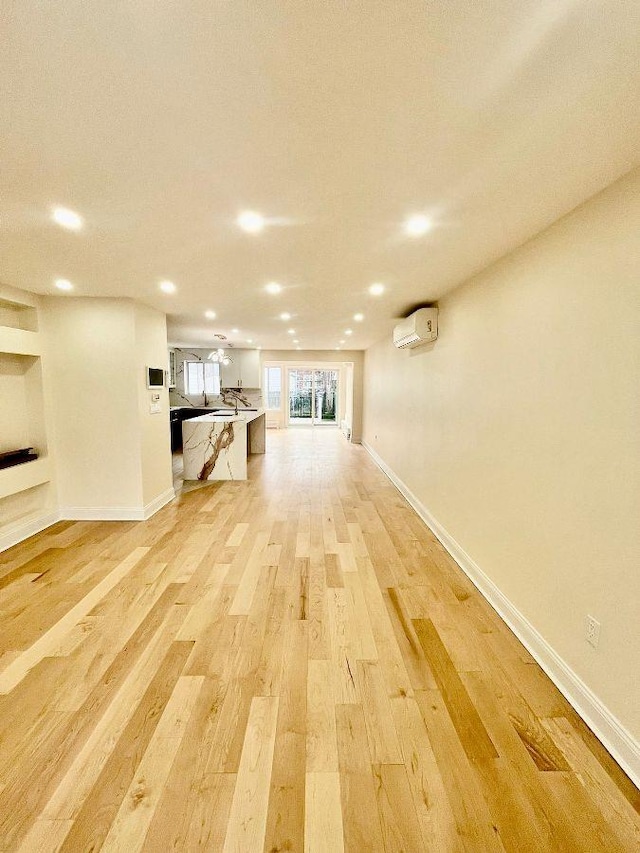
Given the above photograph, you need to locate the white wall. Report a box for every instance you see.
[42,298,142,511]
[41,297,173,516]
[363,169,640,750]
[134,303,173,507]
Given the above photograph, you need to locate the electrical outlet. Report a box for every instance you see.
[586,615,600,648]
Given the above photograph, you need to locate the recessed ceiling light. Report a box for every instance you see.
[237,211,264,233]
[54,278,73,291]
[159,280,176,294]
[353,313,364,322]
[280,312,291,321]
[335,347,341,351]
[265,282,282,295]
[246,338,253,344]
[405,213,432,237]
[345,329,353,335]
[287,329,295,335]
[369,283,385,296]
[231,328,239,334]
[339,340,345,344]
[296,346,301,351]
[205,310,216,319]
[293,339,299,344]
[51,206,83,231]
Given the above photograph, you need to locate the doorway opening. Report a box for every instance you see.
[288,368,339,426]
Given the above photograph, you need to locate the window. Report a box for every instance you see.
[263,366,282,409]
[184,360,220,395]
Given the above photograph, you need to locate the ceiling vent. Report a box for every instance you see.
[393,307,438,349]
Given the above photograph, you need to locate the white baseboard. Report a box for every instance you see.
[61,487,176,522]
[362,440,640,788]
[60,507,144,521]
[0,510,62,553]
[0,488,177,552]
[142,487,176,520]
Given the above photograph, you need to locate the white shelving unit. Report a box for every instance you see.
[0,286,51,502]
[0,326,41,357]
[0,458,51,501]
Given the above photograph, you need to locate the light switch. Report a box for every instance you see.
[149,403,161,414]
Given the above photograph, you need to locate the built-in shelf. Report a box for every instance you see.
[0,457,51,501]
[0,286,49,507]
[0,326,41,356]
[0,288,38,332]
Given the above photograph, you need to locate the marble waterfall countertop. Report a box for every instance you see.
[170,406,260,413]
[183,409,264,424]
[182,409,265,481]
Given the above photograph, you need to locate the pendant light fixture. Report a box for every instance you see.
[208,347,232,366]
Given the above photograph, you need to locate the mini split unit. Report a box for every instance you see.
[393,307,438,349]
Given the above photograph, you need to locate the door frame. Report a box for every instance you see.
[287,366,340,426]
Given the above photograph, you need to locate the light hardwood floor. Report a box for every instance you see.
[1,429,638,851]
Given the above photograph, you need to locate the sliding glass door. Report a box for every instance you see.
[288,369,313,423]
[313,369,338,424]
[288,368,338,425]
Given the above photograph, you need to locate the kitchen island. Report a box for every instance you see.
[182,409,265,481]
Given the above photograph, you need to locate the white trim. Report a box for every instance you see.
[0,510,61,553]
[61,487,176,523]
[60,507,147,521]
[0,488,177,552]
[142,487,176,520]
[362,440,640,789]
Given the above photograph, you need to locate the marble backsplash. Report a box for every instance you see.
[169,347,263,410]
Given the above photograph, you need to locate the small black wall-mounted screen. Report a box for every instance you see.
[147,367,165,388]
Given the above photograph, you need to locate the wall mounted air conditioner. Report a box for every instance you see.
[393,307,438,349]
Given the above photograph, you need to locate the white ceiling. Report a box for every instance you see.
[2,1,639,351]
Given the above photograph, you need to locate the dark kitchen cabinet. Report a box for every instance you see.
[170,410,183,452]
[170,408,212,452]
